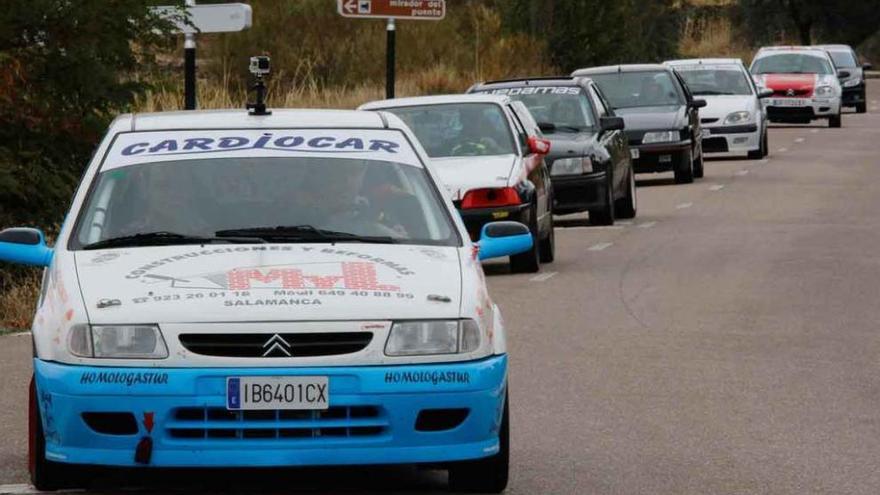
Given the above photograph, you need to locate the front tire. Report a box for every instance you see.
[538,215,555,263]
[615,169,637,219]
[856,102,867,114]
[29,377,81,492]
[448,394,509,493]
[693,150,704,179]
[589,172,615,225]
[829,113,842,128]
[674,149,694,184]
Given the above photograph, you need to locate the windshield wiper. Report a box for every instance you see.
[538,122,587,133]
[82,231,265,250]
[215,225,396,244]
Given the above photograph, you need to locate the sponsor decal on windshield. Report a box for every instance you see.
[474,86,581,96]
[106,129,421,169]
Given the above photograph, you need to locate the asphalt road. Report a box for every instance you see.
[2,92,880,494]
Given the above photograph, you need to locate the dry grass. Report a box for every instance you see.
[679,17,754,63]
[0,270,40,330]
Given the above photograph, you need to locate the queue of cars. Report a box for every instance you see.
[0,43,868,493]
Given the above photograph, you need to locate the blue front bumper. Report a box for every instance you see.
[34,355,507,468]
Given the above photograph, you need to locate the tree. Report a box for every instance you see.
[0,0,177,230]
[737,0,880,47]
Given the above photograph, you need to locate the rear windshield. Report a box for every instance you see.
[588,71,684,109]
[828,50,857,68]
[751,53,834,75]
[385,103,516,158]
[675,67,753,96]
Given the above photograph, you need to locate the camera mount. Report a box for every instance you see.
[246,56,271,116]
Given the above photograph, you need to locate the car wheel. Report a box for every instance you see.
[674,149,694,184]
[589,172,615,225]
[829,113,842,128]
[856,102,867,114]
[693,150,704,178]
[615,169,637,219]
[761,129,769,157]
[29,377,82,492]
[448,393,509,494]
[538,214,555,263]
[510,205,540,273]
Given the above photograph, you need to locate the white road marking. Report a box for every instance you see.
[675,202,693,209]
[794,137,805,143]
[637,221,657,229]
[735,170,749,176]
[558,225,625,231]
[759,158,769,164]
[616,220,634,226]
[588,242,614,251]
[709,184,725,191]
[778,147,788,153]
[530,271,558,282]
[810,129,819,134]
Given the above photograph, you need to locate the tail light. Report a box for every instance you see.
[460,187,521,209]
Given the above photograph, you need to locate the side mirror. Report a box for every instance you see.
[689,99,708,109]
[600,116,625,132]
[477,222,533,261]
[863,62,873,70]
[837,69,851,79]
[527,135,551,155]
[0,228,53,267]
[758,88,774,99]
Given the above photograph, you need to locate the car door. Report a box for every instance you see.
[507,102,551,230]
[588,83,628,193]
[672,69,702,157]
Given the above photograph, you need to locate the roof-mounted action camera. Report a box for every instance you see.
[247,55,271,116]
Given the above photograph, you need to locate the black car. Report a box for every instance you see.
[816,44,871,113]
[572,64,707,184]
[468,77,636,225]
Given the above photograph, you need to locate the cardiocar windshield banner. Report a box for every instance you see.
[105,129,422,169]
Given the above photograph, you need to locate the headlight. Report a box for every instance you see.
[815,85,835,97]
[642,131,677,144]
[551,157,593,176]
[724,111,751,125]
[843,78,862,88]
[385,320,481,356]
[69,324,168,359]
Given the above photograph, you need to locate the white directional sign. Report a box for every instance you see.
[152,3,253,34]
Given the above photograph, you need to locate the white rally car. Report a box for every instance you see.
[359,94,555,274]
[665,58,772,159]
[0,108,532,492]
[750,46,844,128]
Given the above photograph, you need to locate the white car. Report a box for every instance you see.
[750,46,844,128]
[0,108,530,493]
[359,94,555,273]
[665,58,771,159]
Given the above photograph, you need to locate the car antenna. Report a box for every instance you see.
[246,55,271,116]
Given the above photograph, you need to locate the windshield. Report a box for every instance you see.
[73,156,457,249]
[386,103,516,158]
[675,67,753,96]
[476,87,595,133]
[828,50,857,68]
[588,71,684,109]
[751,53,834,75]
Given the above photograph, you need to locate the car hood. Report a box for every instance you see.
[544,132,597,160]
[614,105,685,131]
[758,73,818,92]
[695,95,758,122]
[74,244,462,324]
[431,154,517,200]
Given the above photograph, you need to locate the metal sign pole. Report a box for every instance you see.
[386,18,395,99]
[184,0,197,110]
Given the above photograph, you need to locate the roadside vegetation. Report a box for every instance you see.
[2,0,880,329]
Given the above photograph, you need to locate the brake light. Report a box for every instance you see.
[460,187,521,209]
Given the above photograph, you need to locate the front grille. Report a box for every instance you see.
[179,333,372,358]
[772,88,812,97]
[767,106,815,121]
[167,406,387,440]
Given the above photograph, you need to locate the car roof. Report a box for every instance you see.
[572,64,670,76]
[814,44,853,52]
[753,46,831,60]
[359,93,510,110]
[472,76,585,89]
[110,108,406,134]
[665,58,744,66]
